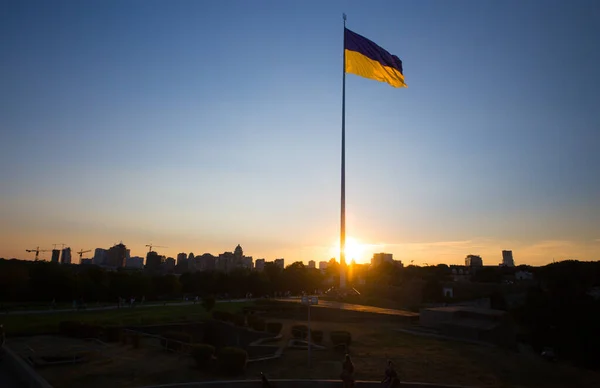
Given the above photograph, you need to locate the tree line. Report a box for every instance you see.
[0,259,327,303]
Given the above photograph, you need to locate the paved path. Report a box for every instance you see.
[2,299,254,316]
[0,357,24,388]
[276,298,418,317]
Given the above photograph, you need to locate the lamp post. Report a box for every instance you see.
[301,295,319,368]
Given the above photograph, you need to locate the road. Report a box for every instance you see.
[277,298,418,317]
[2,299,254,316]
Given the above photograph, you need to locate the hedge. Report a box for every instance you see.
[202,296,216,312]
[161,331,193,351]
[330,331,352,346]
[104,326,121,343]
[212,310,234,322]
[291,324,308,339]
[232,314,245,327]
[250,318,266,332]
[266,322,282,335]
[191,344,215,369]
[311,329,323,344]
[59,321,102,339]
[217,347,248,376]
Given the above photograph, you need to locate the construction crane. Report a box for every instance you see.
[52,243,66,250]
[76,249,91,260]
[145,244,167,252]
[25,246,49,261]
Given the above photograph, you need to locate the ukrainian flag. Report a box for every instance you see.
[345,28,406,88]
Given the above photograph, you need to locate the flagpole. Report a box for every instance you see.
[340,13,347,288]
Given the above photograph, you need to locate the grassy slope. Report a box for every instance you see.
[0,302,248,336]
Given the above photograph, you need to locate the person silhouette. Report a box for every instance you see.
[341,354,355,388]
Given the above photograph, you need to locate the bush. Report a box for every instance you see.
[131,332,141,349]
[212,310,234,322]
[330,331,352,346]
[250,318,266,332]
[59,321,79,337]
[161,331,192,351]
[191,344,215,369]
[232,314,246,327]
[246,313,259,326]
[266,322,282,336]
[202,296,216,312]
[291,324,308,339]
[311,329,323,344]
[217,347,247,376]
[105,326,121,343]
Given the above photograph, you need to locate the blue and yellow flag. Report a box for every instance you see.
[345,28,406,88]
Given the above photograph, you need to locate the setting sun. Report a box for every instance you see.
[330,236,367,264]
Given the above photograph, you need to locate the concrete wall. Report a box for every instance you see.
[140,379,475,388]
[0,345,53,388]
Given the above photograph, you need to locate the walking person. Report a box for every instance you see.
[382,360,400,388]
[0,324,5,347]
[341,354,355,388]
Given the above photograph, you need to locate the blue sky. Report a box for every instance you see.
[1,0,599,265]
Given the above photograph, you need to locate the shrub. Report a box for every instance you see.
[202,296,216,312]
[246,313,259,326]
[79,323,102,339]
[191,344,215,369]
[217,347,247,376]
[59,321,79,337]
[212,310,234,322]
[232,314,245,327]
[161,331,192,351]
[120,330,129,345]
[330,331,352,346]
[131,332,141,349]
[250,318,266,332]
[291,324,308,339]
[105,326,121,343]
[266,322,282,336]
[311,329,323,344]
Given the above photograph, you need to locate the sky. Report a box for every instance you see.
[1,0,599,266]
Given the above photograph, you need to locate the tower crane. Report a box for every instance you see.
[52,243,66,250]
[145,244,167,252]
[25,246,49,261]
[77,249,92,260]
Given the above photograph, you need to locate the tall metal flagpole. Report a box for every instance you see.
[340,13,347,288]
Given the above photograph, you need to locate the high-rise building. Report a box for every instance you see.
[254,258,265,271]
[60,247,71,264]
[318,261,328,270]
[274,258,284,269]
[501,250,515,267]
[242,257,253,270]
[308,260,316,269]
[201,253,216,271]
[177,252,188,267]
[93,248,108,265]
[371,253,393,267]
[126,256,144,269]
[164,257,176,271]
[106,243,127,268]
[146,251,164,271]
[51,249,60,263]
[234,245,243,259]
[465,254,483,267]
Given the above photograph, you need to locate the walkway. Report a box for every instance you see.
[277,298,418,318]
[2,299,254,316]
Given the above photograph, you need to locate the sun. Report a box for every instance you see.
[330,236,366,263]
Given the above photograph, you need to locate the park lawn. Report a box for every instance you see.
[0,302,249,336]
